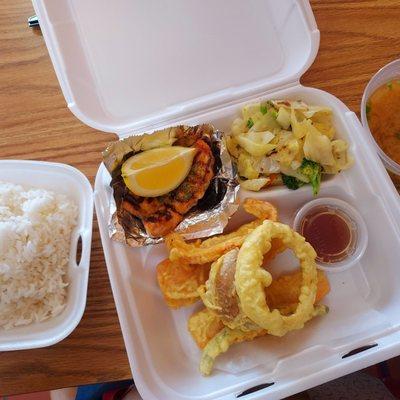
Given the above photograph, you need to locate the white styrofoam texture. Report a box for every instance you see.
[32,0,400,397]
[32,0,319,135]
[0,160,93,351]
[95,85,400,400]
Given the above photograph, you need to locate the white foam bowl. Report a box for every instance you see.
[0,160,93,351]
[361,58,400,176]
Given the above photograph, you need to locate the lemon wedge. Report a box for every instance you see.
[121,146,197,197]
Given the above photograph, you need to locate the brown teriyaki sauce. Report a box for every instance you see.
[300,206,356,264]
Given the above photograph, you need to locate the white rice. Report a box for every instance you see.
[0,182,78,329]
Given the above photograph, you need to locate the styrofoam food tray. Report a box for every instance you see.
[94,85,400,400]
[0,160,93,351]
[33,0,400,398]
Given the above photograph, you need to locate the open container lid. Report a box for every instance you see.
[33,0,319,136]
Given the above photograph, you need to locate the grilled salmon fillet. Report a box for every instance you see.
[121,127,215,237]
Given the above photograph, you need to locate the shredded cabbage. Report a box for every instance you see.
[240,177,270,191]
[227,100,353,192]
[237,152,261,179]
[303,129,335,166]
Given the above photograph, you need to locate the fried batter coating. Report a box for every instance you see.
[156,259,210,308]
[157,198,330,376]
[192,268,330,375]
[200,327,266,376]
[188,309,225,349]
[163,296,200,309]
[242,197,278,221]
[235,221,319,336]
[166,199,278,264]
[199,303,330,376]
[191,271,330,349]
[266,270,330,309]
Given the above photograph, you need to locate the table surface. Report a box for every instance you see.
[1,0,400,397]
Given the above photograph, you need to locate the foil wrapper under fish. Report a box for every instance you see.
[103,124,239,247]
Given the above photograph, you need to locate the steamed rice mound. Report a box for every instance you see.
[0,182,78,329]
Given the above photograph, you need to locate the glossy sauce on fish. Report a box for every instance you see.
[367,79,400,165]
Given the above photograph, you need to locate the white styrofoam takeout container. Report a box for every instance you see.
[32,0,400,399]
[0,160,93,351]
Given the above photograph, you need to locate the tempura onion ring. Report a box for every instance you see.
[235,220,318,336]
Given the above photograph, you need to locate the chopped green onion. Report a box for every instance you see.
[246,118,254,129]
[270,110,278,119]
[366,102,371,115]
[387,81,393,90]
[260,104,268,115]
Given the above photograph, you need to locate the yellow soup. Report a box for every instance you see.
[367,79,400,165]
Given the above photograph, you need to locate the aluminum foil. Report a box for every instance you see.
[103,125,239,247]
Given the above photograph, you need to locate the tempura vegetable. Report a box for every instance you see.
[200,327,265,376]
[155,199,330,376]
[188,309,225,349]
[156,259,210,308]
[235,221,319,336]
[190,269,330,375]
[166,199,278,265]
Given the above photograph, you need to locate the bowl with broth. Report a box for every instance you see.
[361,59,400,176]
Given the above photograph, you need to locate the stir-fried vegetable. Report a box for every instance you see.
[298,159,322,195]
[281,174,304,190]
[226,100,353,194]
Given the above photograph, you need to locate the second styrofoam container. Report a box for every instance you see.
[0,160,93,351]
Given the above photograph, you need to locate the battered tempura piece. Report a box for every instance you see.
[200,327,266,376]
[166,199,278,264]
[190,270,330,375]
[235,221,321,337]
[265,270,330,309]
[156,259,210,308]
[157,200,279,309]
[187,309,224,349]
[190,272,329,348]
[155,198,331,377]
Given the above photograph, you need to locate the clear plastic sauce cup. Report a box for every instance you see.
[293,197,368,273]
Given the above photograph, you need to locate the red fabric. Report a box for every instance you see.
[102,385,134,400]
[102,388,121,400]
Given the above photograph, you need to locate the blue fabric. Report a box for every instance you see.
[75,380,133,400]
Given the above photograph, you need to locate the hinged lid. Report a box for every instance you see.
[33,0,319,136]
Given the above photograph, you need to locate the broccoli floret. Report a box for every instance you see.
[260,104,268,115]
[281,174,304,190]
[246,118,254,129]
[299,158,322,195]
